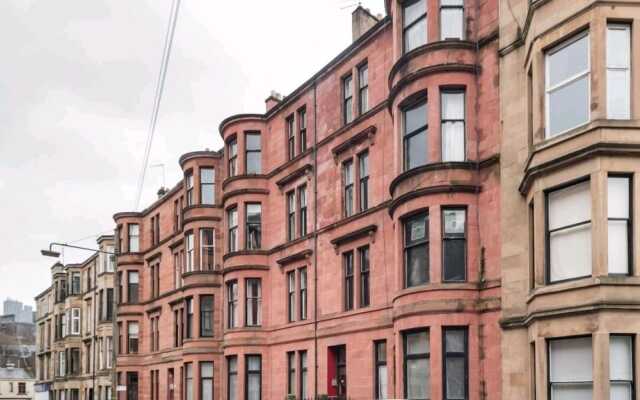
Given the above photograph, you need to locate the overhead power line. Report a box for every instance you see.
[134,0,182,210]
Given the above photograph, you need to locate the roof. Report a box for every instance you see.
[0,367,33,380]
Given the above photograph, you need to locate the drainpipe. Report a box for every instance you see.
[312,80,319,399]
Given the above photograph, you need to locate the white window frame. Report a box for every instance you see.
[607,24,631,120]
[545,31,591,138]
[185,233,194,272]
[71,308,80,335]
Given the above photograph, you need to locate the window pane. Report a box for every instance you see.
[246,134,261,150]
[548,34,589,87]
[549,337,592,382]
[407,245,428,286]
[441,0,463,4]
[247,153,261,174]
[550,383,592,399]
[444,210,465,235]
[442,92,464,119]
[406,214,427,244]
[608,177,630,219]
[441,8,464,40]
[550,223,592,281]
[406,331,429,354]
[445,330,465,352]
[548,75,590,135]
[608,220,628,274]
[610,336,633,381]
[377,365,388,399]
[548,181,591,230]
[405,22,427,53]
[611,383,632,400]
[404,0,425,27]
[445,357,465,399]
[407,358,429,399]
[406,132,427,169]
[443,240,465,281]
[607,69,630,120]
[607,26,630,68]
[405,102,428,133]
[442,122,465,161]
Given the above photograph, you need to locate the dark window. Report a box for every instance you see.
[403,0,427,53]
[227,281,238,328]
[404,212,429,287]
[174,199,180,232]
[358,63,369,115]
[228,207,238,252]
[227,356,238,400]
[441,90,466,162]
[375,341,387,400]
[403,98,428,170]
[444,327,468,400]
[287,352,296,395]
[343,160,354,217]
[246,203,262,250]
[440,0,464,40]
[343,74,353,124]
[126,372,139,400]
[344,251,354,311]
[358,152,369,212]
[287,115,295,160]
[127,271,139,303]
[245,355,262,400]
[359,246,370,307]
[185,172,194,206]
[287,191,296,241]
[442,208,467,282]
[71,272,80,295]
[200,295,214,337]
[333,345,347,397]
[173,310,179,347]
[299,268,307,321]
[299,350,308,400]
[298,108,307,153]
[18,382,26,395]
[404,330,429,399]
[228,138,238,177]
[287,271,296,323]
[200,362,214,400]
[185,298,193,339]
[200,167,215,205]
[245,133,262,174]
[298,185,308,236]
[200,228,215,271]
[245,279,261,327]
[106,289,113,320]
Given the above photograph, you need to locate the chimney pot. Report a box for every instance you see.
[265,91,283,112]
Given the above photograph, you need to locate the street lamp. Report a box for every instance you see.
[40,240,117,400]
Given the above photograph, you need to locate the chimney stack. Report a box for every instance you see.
[265,90,283,112]
[352,6,379,42]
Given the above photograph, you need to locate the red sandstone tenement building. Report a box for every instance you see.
[114,1,500,399]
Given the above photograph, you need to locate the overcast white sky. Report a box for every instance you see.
[0,0,384,307]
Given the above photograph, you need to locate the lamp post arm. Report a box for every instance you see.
[49,242,116,255]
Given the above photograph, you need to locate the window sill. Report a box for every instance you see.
[527,275,640,304]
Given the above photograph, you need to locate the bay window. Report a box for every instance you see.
[404,330,429,400]
[228,207,238,252]
[185,363,193,400]
[200,167,215,205]
[246,355,262,400]
[403,0,427,53]
[200,362,213,400]
[545,32,590,137]
[200,228,215,271]
[228,356,238,400]
[443,327,468,400]
[442,208,466,282]
[404,212,429,287]
[440,0,464,40]
[199,295,213,337]
[128,224,139,253]
[185,172,194,206]
[185,298,193,339]
[227,281,238,329]
[403,98,428,170]
[607,24,631,120]
[245,279,261,327]
[548,336,592,399]
[547,180,591,282]
[246,203,262,250]
[185,232,194,272]
[228,138,238,177]
[610,335,634,399]
[441,90,465,162]
[127,271,139,303]
[608,176,632,275]
[246,133,262,174]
